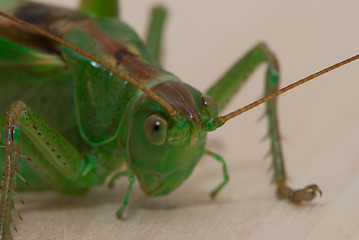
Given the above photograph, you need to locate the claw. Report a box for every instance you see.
[277,184,322,203]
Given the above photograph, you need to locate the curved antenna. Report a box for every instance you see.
[0,11,177,117]
[204,53,359,130]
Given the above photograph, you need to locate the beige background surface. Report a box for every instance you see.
[7,0,359,239]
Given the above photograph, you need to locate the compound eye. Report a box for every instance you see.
[143,114,168,145]
[201,95,218,118]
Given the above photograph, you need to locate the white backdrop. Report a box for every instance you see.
[8,0,359,239]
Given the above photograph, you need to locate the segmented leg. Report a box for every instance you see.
[206,43,321,203]
[264,60,322,202]
[0,101,108,239]
[0,102,22,240]
[205,150,229,198]
[79,0,119,18]
[116,169,135,218]
[145,6,167,63]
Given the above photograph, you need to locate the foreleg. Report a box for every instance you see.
[207,43,321,203]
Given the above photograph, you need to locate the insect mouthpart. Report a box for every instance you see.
[167,115,191,144]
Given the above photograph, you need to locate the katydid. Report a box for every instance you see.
[0,0,358,239]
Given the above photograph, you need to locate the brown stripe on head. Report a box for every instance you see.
[152,81,202,126]
[80,21,160,82]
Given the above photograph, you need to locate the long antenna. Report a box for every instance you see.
[0,11,177,116]
[216,53,359,126]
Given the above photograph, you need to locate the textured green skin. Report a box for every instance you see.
[0,0,211,196]
[0,0,286,204]
[0,1,321,239]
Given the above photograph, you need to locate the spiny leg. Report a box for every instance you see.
[0,101,108,239]
[145,6,167,63]
[205,150,229,198]
[206,43,321,203]
[0,102,21,240]
[79,0,119,18]
[264,64,322,202]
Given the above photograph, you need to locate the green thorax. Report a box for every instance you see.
[0,1,220,195]
[0,1,174,145]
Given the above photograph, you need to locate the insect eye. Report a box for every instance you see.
[143,114,168,145]
[201,96,208,107]
[200,95,218,118]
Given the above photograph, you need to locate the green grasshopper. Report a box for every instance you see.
[1,0,358,239]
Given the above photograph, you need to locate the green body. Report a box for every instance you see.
[0,1,321,239]
[0,0,210,195]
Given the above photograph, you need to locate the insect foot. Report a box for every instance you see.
[276,184,322,203]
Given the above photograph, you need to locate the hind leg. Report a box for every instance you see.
[0,101,107,239]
